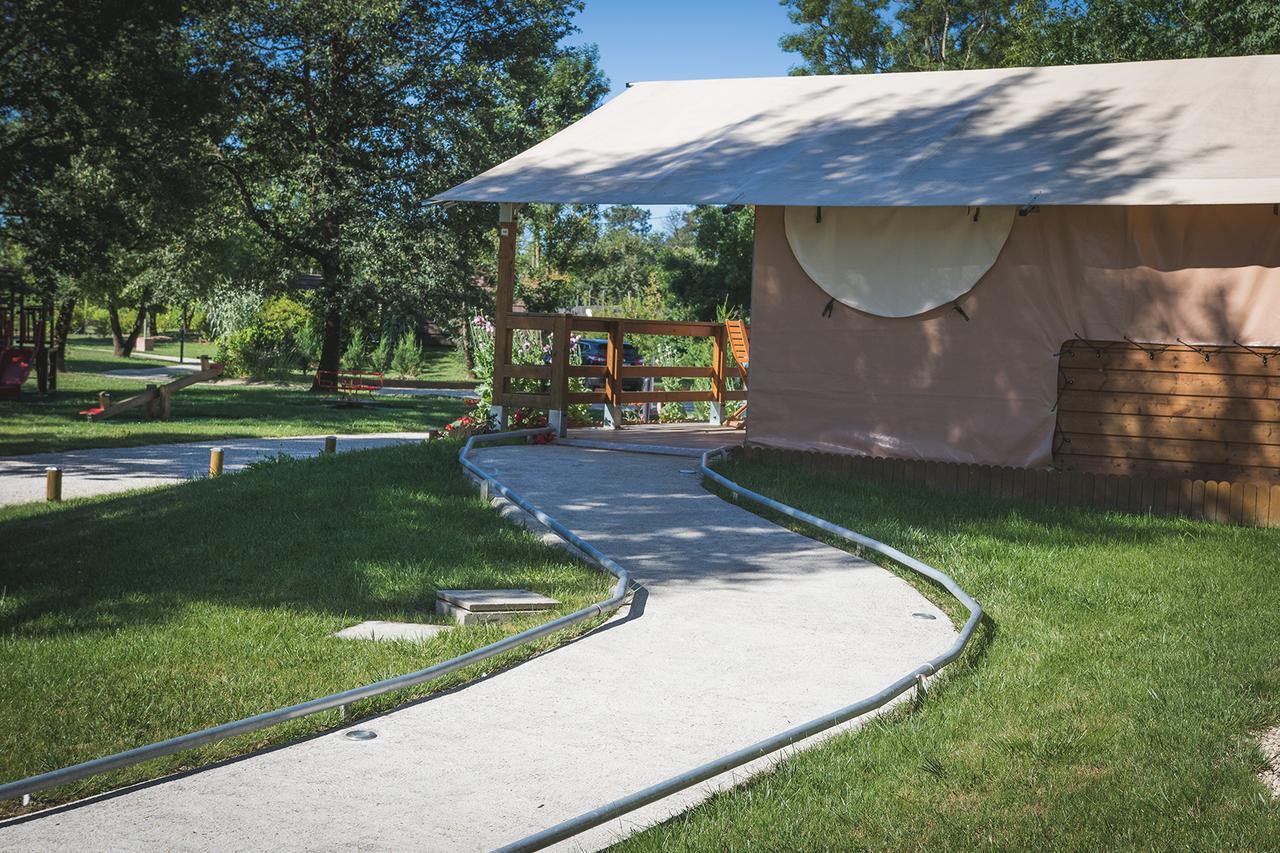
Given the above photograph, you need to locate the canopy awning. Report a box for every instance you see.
[434,54,1280,207]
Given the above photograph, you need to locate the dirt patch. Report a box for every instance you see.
[1257,723,1280,797]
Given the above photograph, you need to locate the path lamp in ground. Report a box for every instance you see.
[45,467,61,502]
[209,448,224,477]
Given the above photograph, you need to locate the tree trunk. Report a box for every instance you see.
[107,298,147,357]
[312,264,342,390]
[52,297,75,372]
[461,311,476,375]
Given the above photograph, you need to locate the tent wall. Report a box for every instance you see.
[746,204,1280,473]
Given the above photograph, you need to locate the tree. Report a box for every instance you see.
[199,0,605,385]
[1,0,224,357]
[779,0,1032,74]
[663,206,755,319]
[779,0,1280,75]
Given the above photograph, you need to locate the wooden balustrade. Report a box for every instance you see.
[490,312,746,430]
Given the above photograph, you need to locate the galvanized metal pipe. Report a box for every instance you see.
[496,444,982,852]
[0,428,629,804]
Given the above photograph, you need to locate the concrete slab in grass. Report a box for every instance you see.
[333,621,451,642]
[435,588,559,625]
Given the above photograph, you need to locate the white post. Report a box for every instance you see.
[548,409,567,438]
[490,404,508,430]
[709,402,725,426]
[603,404,623,430]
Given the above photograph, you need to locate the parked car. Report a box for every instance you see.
[577,338,645,392]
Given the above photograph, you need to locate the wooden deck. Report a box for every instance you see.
[564,423,744,453]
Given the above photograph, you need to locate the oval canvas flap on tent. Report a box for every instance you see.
[783,205,1016,317]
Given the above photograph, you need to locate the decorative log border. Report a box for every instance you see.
[737,446,1280,528]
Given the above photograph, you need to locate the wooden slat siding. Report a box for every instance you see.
[1056,411,1280,446]
[1053,452,1275,485]
[1062,434,1280,469]
[1060,367,1280,398]
[1271,485,1280,526]
[1056,340,1280,485]
[1058,389,1280,421]
[1059,346,1280,377]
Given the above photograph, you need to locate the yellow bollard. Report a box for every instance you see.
[209,447,224,477]
[46,467,62,502]
[324,435,337,454]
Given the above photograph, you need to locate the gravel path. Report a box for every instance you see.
[0,444,957,850]
[0,433,437,506]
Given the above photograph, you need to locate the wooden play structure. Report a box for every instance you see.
[80,356,224,421]
[0,279,50,400]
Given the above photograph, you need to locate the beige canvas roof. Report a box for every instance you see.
[434,54,1280,207]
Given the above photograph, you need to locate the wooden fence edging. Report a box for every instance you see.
[734,446,1280,528]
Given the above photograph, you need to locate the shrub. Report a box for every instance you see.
[342,328,370,369]
[390,333,424,377]
[213,296,313,378]
[370,335,392,372]
[295,323,320,369]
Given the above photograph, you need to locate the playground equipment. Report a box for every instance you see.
[79,356,224,421]
[0,282,49,400]
[315,368,383,405]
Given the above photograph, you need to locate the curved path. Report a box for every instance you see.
[0,432,437,506]
[1,444,956,851]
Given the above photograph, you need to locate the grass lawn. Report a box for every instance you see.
[1,349,466,456]
[65,334,219,360]
[417,345,471,383]
[0,440,613,815]
[620,457,1280,850]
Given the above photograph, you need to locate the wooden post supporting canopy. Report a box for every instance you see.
[709,325,727,425]
[548,313,571,436]
[491,202,520,429]
[603,320,625,429]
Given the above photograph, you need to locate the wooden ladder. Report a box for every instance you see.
[724,319,749,425]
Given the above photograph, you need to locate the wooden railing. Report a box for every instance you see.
[491,312,746,423]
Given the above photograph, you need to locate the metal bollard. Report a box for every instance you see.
[45,467,62,502]
[323,435,337,454]
[209,447,224,477]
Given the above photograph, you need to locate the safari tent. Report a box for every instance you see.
[436,54,1280,486]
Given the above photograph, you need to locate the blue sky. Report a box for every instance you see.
[569,1,797,99]
[566,1,799,228]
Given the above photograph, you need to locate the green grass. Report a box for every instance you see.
[2,350,466,456]
[413,345,471,382]
[66,334,218,360]
[0,440,613,815]
[619,458,1280,850]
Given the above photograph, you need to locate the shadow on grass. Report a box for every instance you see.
[0,441,589,638]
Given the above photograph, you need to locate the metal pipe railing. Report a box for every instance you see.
[496,444,983,852]
[0,428,630,804]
